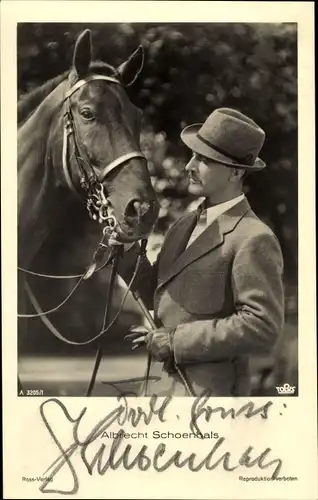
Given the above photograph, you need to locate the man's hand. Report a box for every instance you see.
[125,325,175,362]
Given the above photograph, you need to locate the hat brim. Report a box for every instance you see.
[181,124,266,171]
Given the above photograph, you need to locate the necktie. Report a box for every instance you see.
[186,209,207,249]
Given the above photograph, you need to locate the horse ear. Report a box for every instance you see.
[73,29,92,77]
[117,46,144,87]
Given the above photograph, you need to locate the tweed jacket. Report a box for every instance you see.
[120,197,285,397]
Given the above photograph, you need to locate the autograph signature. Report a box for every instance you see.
[190,390,273,434]
[38,393,282,495]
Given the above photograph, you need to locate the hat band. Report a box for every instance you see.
[197,132,254,166]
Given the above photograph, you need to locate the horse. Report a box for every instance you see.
[18,29,159,395]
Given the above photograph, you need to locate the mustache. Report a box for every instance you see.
[188,172,201,182]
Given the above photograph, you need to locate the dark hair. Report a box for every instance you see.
[232,167,249,182]
[241,169,250,180]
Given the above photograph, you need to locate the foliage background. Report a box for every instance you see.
[18,22,298,292]
[17,23,298,394]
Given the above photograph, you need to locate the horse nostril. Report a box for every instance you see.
[124,199,151,223]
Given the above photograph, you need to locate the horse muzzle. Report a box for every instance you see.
[110,198,158,243]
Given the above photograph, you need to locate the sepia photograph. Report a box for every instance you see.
[3,3,316,500]
[17,21,298,398]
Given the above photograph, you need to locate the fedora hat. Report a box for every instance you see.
[181,108,266,170]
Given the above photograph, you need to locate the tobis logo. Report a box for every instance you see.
[276,383,296,395]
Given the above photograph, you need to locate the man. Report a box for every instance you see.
[118,107,285,397]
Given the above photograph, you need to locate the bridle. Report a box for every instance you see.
[18,74,195,397]
[62,74,147,226]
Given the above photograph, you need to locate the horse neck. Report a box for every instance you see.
[18,80,70,267]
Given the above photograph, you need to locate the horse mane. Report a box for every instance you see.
[18,61,118,125]
[18,72,68,125]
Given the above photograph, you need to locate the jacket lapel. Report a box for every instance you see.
[157,197,251,291]
[164,211,198,265]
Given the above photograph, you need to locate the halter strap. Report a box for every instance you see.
[62,127,78,194]
[64,74,121,100]
[99,151,146,182]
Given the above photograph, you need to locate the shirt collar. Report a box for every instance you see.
[200,194,245,225]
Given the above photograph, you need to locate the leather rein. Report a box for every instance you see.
[18,74,195,397]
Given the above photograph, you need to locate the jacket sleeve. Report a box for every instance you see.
[173,232,285,364]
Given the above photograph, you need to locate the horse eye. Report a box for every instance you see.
[80,108,95,121]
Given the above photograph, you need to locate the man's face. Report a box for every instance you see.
[185,152,233,200]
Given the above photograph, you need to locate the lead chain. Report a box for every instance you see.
[86,183,110,223]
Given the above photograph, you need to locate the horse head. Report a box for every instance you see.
[17,30,161,393]
[53,29,159,243]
